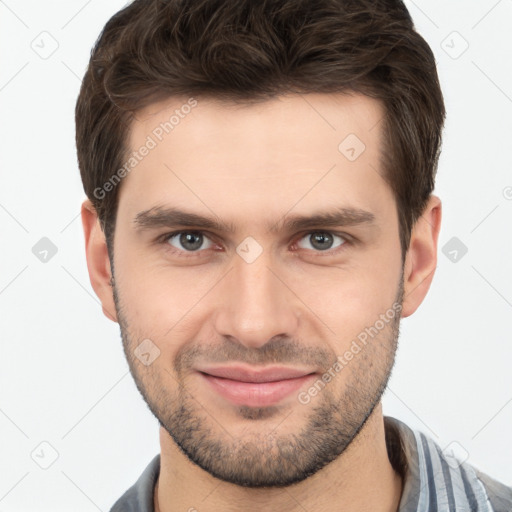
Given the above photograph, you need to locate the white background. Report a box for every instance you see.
[0,0,511,510]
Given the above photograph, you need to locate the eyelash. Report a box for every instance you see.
[155,230,353,259]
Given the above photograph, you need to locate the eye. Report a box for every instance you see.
[295,231,348,253]
[163,231,215,254]
[157,230,351,259]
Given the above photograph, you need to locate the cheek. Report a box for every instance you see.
[115,251,221,346]
[308,258,401,343]
[114,223,402,350]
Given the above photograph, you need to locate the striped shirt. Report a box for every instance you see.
[385,416,512,511]
[111,415,512,511]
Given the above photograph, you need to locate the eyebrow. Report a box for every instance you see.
[133,205,377,235]
[133,206,376,233]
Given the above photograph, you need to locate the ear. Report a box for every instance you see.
[401,195,442,318]
[81,198,118,323]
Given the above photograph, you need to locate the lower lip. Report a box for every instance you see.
[198,372,316,407]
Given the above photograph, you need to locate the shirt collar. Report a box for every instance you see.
[112,415,496,512]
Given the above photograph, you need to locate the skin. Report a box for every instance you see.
[82,92,441,512]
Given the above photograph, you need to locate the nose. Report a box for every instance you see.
[213,247,300,350]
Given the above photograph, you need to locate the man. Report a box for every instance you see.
[76,0,512,510]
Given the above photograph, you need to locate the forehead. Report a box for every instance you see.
[130,92,383,153]
[118,92,391,228]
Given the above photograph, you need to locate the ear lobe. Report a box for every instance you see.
[81,199,118,323]
[401,195,442,318]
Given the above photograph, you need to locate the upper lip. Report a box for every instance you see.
[196,365,316,383]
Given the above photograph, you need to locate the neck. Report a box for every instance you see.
[155,403,402,512]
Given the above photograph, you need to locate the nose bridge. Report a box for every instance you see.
[235,249,278,305]
[213,244,299,348]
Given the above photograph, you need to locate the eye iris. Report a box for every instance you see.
[310,232,333,250]
[179,232,203,251]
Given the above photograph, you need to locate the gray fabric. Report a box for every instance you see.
[473,468,512,512]
[110,416,512,511]
[110,453,160,512]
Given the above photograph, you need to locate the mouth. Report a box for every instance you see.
[195,365,318,407]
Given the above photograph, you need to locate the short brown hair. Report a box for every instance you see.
[75,0,445,262]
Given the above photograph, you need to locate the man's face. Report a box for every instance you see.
[111,93,405,487]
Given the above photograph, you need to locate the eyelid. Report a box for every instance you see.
[291,230,352,254]
[155,229,217,251]
[156,229,354,259]
[294,229,353,243]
